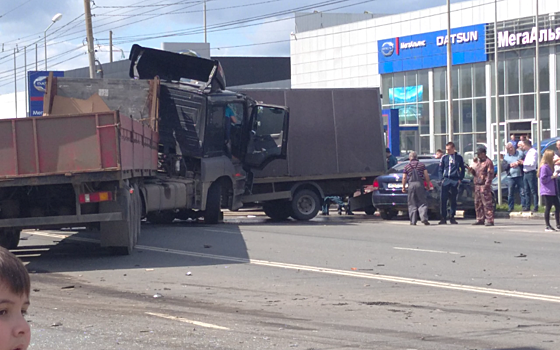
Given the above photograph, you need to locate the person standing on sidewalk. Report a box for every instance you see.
[519,140,539,212]
[538,150,560,232]
[438,142,465,225]
[402,152,432,226]
[468,148,495,226]
[386,148,398,169]
[504,142,525,212]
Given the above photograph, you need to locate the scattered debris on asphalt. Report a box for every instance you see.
[153,293,163,298]
[204,245,212,248]
[61,285,75,290]
[186,271,192,276]
[51,322,63,327]
[515,253,527,258]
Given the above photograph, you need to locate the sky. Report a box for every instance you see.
[0,0,470,116]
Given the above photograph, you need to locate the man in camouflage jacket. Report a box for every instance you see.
[468,147,495,226]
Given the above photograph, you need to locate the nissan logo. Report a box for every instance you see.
[381,41,395,57]
[33,76,48,93]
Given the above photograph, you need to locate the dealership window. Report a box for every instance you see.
[381,70,428,126]
[433,62,487,158]
[434,67,446,100]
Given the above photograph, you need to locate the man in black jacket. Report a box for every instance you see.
[438,142,465,225]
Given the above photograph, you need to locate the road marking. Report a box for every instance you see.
[146,312,230,330]
[26,231,560,304]
[393,247,460,255]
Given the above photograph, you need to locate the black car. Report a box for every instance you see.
[372,159,507,220]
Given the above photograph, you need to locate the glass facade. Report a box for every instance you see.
[382,62,488,157]
[381,46,560,158]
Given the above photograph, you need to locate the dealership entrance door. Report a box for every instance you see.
[491,120,537,156]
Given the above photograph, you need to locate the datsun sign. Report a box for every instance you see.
[28,71,64,117]
[377,24,487,74]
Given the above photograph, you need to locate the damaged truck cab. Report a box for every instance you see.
[0,45,289,254]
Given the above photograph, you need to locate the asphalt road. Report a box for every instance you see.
[14,212,560,350]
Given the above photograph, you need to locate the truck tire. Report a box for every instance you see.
[364,205,376,215]
[204,182,222,224]
[0,229,21,250]
[263,201,291,221]
[100,184,135,256]
[290,189,320,221]
[146,211,175,225]
[132,185,142,245]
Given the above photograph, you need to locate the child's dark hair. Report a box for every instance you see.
[0,247,30,296]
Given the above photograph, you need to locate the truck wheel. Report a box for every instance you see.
[263,201,291,221]
[147,211,175,225]
[132,185,141,245]
[290,189,320,221]
[364,206,376,215]
[204,182,222,224]
[0,229,21,250]
[101,184,135,256]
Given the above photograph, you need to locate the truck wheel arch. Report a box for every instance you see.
[290,182,324,201]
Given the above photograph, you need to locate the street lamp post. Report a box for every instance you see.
[446,0,453,142]
[44,13,63,70]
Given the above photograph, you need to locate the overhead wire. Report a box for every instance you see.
[0,0,507,92]
[0,0,36,19]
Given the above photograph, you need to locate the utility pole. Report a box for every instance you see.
[24,46,28,117]
[446,0,453,142]
[13,49,17,118]
[84,0,96,78]
[535,0,542,205]
[535,0,541,163]
[494,0,502,204]
[109,30,113,63]
[203,0,207,43]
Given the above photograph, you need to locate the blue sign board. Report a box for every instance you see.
[378,24,487,74]
[28,71,64,117]
[383,109,400,157]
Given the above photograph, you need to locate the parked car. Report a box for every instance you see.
[396,154,435,163]
[372,159,508,220]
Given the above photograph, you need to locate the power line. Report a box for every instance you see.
[94,0,281,17]
[92,1,206,8]
[0,0,36,19]
[108,0,355,42]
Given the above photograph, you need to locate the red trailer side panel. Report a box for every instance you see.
[0,112,157,179]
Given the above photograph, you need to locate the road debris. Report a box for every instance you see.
[153,293,163,299]
[515,253,527,258]
[186,271,192,276]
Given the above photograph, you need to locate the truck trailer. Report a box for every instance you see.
[236,88,385,220]
[0,45,289,253]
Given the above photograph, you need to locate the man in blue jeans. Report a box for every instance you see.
[519,140,538,212]
[438,142,465,224]
[503,142,525,211]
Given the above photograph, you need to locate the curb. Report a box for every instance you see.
[495,211,547,220]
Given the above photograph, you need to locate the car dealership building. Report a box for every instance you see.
[291,0,560,158]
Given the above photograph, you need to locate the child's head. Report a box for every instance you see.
[0,247,30,350]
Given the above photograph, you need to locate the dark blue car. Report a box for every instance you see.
[371,159,507,220]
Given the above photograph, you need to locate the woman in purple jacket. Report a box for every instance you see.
[538,149,560,231]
